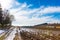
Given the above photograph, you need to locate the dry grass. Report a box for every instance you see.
[20,29,60,40]
[0,34,5,40]
[13,33,20,40]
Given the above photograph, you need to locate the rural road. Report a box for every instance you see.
[4,27,22,40]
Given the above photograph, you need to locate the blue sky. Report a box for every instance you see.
[16,0,60,19]
[0,0,60,26]
[17,0,60,8]
[17,0,60,7]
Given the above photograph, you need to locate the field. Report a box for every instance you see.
[20,28,60,40]
[0,27,60,40]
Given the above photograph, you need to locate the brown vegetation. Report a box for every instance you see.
[20,29,60,40]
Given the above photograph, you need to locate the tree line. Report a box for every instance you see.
[0,5,14,29]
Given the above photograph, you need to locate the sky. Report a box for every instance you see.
[0,0,60,26]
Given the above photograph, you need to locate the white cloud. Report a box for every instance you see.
[12,16,52,26]
[47,18,60,23]
[12,15,60,26]
[11,6,60,26]
[10,3,60,26]
[0,0,21,10]
[15,1,20,6]
[0,0,13,9]
[39,6,60,15]
[0,0,60,26]
[12,6,60,18]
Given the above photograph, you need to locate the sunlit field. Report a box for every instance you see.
[20,28,60,40]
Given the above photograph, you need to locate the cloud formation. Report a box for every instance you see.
[0,0,60,26]
[0,0,13,9]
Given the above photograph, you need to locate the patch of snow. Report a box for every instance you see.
[4,28,17,40]
[0,30,5,34]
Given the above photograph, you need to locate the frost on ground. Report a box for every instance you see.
[4,28,17,40]
[0,30,5,34]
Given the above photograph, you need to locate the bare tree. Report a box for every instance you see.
[0,4,3,24]
[0,4,14,29]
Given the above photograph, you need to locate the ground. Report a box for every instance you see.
[0,27,60,40]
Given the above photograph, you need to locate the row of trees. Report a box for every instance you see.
[0,4,14,29]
